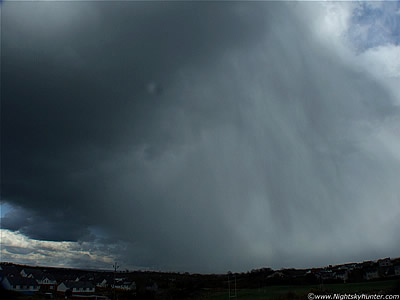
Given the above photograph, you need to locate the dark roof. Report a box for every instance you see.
[62,281,95,289]
[23,269,44,278]
[22,268,57,281]
[0,265,20,277]
[4,275,39,287]
[378,257,391,261]
[42,273,57,281]
[94,276,112,284]
[51,273,80,282]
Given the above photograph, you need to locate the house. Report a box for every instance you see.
[37,274,57,292]
[21,269,57,284]
[57,281,95,295]
[364,268,379,280]
[145,282,158,292]
[334,270,348,282]
[115,280,136,291]
[360,261,374,269]
[96,278,109,288]
[378,258,392,268]
[317,270,334,281]
[40,274,57,285]
[114,277,126,284]
[20,269,42,278]
[51,272,80,283]
[394,265,400,276]
[267,272,285,279]
[342,263,357,270]
[1,275,40,295]
[20,268,58,291]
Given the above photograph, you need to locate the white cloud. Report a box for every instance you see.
[0,229,115,269]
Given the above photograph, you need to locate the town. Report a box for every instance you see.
[1,257,400,299]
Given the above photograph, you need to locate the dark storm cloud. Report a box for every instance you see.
[2,1,400,272]
[2,0,268,208]
[1,206,93,241]
[2,1,276,267]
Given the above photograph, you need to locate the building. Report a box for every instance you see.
[115,280,136,291]
[335,270,349,282]
[394,265,400,276]
[342,263,357,270]
[20,269,42,278]
[57,281,95,295]
[363,268,379,280]
[1,275,40,295]
[378,258,392,268]
[38,274,57,292]
[96,278,109,288]
[145,281,158,292]
[20,268,57,292]
[317,270,335,281]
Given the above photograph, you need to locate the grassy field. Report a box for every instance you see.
[194,279,400,300]
[2,279,399,300]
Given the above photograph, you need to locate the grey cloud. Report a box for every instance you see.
[2,1,400,272]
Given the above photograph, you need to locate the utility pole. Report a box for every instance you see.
[113,262,119,300]
[234,275,237,298]
[228,274,230,299]
[227,273,237,299]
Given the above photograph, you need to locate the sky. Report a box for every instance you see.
[1,0,400,274]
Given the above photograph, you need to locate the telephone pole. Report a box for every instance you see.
[113,262,119,300]
[227,273,237,299]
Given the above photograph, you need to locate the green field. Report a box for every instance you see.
[194,279,400,300]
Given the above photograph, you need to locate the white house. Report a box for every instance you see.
[38,275,57,292]
[20,269,57,291]
[41,275,57,285]
[1,275,40,295]
[96,278,109,288]
[57,281,95,294]
[115,281,136,291]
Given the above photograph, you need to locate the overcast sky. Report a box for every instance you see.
[1,0,400,273]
